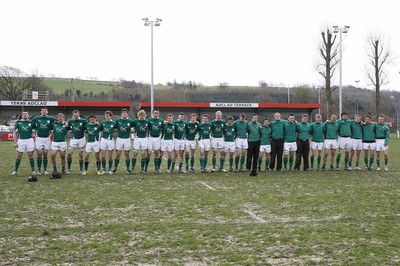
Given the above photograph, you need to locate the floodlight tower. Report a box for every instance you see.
[355,80,360,115]
[143,17,162,114]
[332,25,350,116]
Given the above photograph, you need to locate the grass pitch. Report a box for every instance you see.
[1,138,399,265]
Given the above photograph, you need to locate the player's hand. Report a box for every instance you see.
[14,143,18,148]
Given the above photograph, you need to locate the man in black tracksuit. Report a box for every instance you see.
[269,112,285,171]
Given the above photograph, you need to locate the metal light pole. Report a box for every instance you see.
[333,25,350,116]
[287,86,290,103]
[355,80,360,115]
[143,17,162,114]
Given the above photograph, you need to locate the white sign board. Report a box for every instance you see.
[0,101,59,106]
[210,103,259,108]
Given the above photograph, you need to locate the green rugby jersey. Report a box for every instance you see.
[296,122,311,141]
[115,118,135,139]
[51,122,69,142]
[133,119,149,138]
[269,120,285,140]
[362,123,376,142]
[350,121,363,139]
[173,120,186,140]
[85,123,102,142]
[14,120,35,139]
[309,122,324,142]
[223,125,235,142]
[283,121,297,142]
[233,120,248,139]
[68,118,89,139]
[210,119,226,138]
[100,120,117,140]
[323,121,339,140]
[161,123,175,140]
[337,119,352,137]
[185,122,199,141]
[247,121,261,142]
[198,123,212,140]
[375,122,390,145]
[260,125,271,145]
[31,115,56,137]
[147,117,164,138]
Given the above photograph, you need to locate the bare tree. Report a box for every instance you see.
[365,32,393,117]
[316,29,339,118]
[0,66,31,100]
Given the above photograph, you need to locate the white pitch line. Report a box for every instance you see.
[197,181,215,190]
[243,207,267,223]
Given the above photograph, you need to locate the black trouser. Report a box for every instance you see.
[270,139,284,171]
[295,139,310,170]
[246,140,261,171]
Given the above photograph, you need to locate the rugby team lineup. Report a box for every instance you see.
[11,107,390,179]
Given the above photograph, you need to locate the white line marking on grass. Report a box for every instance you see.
[243,206,267,223]
[197,181,215,190]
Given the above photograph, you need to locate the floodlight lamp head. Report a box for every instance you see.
[144,22,150,26]
[156,18,162,21]
[155,22,161,26]
[142,17,149,21]
[332,26,339,33]
[345,25,350,29]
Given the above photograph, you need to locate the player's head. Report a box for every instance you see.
[301,114,308,122]
[21,111,29,120]
[239,113,246,121]
[121,108,128,119]
[88,114,97,123]
[72,110,80,120]
[226,115,234,125]
[365,115,372,124]
[378,114,385,124]
[57,113,65,123]
[354,114,361,122]
[137,109,146,120]
[215,111,222,121]
[202,114,210,123]
[166,113,173,123]
[178,112,185,121]
[341,112,348,119]
[40,108,48,116]
[104,110,113,120]
[288,113,295,122]
[190,113,197,122]
[251,114,258,122]
[274,112,281,121]
[315,114,321,122]
[330,114,337,122]
[263,117,270,126]
[153,109,160,119]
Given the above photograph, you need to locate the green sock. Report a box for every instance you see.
[220,158,225,169]
[171,163,175,171]
[284,157,288,168]
[130,158,136,171]
[235,157,239,169]
[43,158,48,171]
[102,159,106,170]
[158,157,162,169]
[310,156,314,168]
[265,159,270,170]
[145,157,150,169]
[29,158,35,171]
[289,157,293,168]
[190,157,195,169]
[15,159,21,172]
[185,154,189,168]
[229,158,233,169]
[369,157,374,168]
[67,157,72,170]
[84,161,89,171]
[355,161,359,167]
[344,156,349,168]
[141,159,146,171]
[200,158,204,169]
[212,158,216,169]
[79,160,83,171]
[37,158,42,172]
[154,158,158,170]
[317,156,321,168]
[108,159,113,171]
[114,158,120,170]
[364,156,368,167]
[179,163,183,171]
[126,158,131,171]
[385,158,388,166]
[258,159,262,168]
[349,161,352,167]
[336,154,341,167]
[53,165,57,171]
[96,161,101,170]
[376,160,380,167]
[167,159,172,170]
[240,156,245,169]
[204,157,208,168]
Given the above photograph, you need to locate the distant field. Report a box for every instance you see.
[43,78,173,95]
[1,136,399,264]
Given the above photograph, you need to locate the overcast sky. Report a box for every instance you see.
[2,0,399,91]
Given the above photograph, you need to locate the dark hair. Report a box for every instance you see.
[104,110,113,116]
[341,112,347,116]
[240,113,246,118]
[88,114,96,119]
[264,117,269,121]
[121,108,128,113]
[72,109,80,114]
[227,115,234,121]
[366,115,372,119]
[302,114,308,118]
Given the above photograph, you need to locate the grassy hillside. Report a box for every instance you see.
[43,78,118,95]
